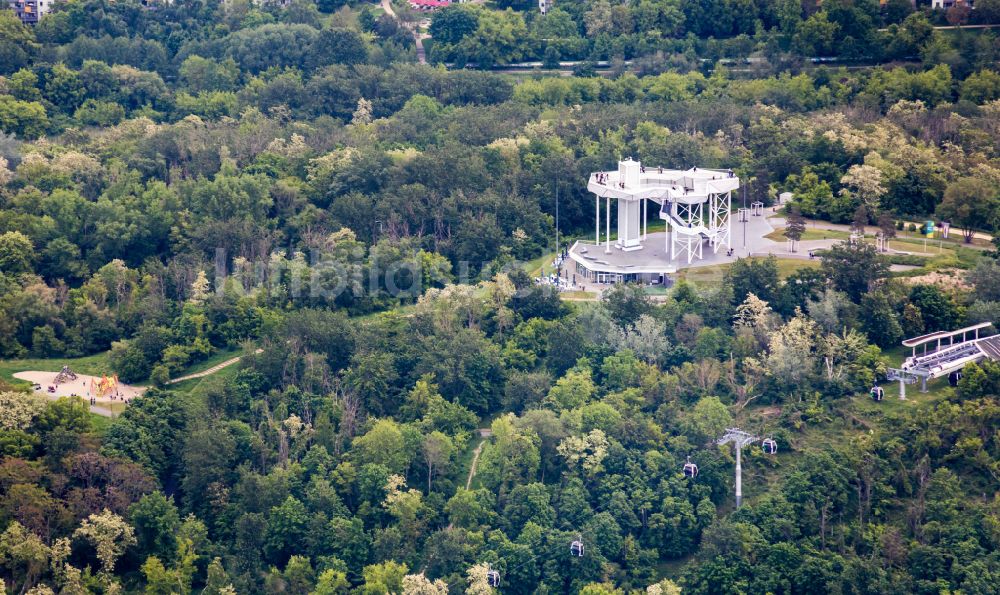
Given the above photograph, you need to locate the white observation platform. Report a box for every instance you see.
[569,159,739,284]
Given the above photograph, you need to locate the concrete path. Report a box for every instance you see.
[789,215,994,247]
[168,348,262,385]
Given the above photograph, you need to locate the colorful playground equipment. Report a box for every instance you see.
[91,374,120,398]
[53,365,78,384]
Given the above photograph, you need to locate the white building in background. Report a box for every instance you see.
[8,0,53,24]
[931,0,973,9]
[568,159,739,284]
[539,0,549,14]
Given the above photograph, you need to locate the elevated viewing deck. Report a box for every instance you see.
[588,167,739,204]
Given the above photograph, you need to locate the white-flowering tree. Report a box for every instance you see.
[607,313,669,365]
[465,563,494,595]
[0,522,50,595]
[807,289,853,334]
[72,510,136,580]
[557,429,609,476]
[839,164,886,211]
[733,293,776,350]
[733,293,772,330]
[0,156,12,187]
[647,579,682,595]
[0,391,46,432]
[351,97,373,126]
[188,270,210,303]
[764,311,820,395]
[402,573,450,595]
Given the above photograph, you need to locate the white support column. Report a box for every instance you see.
[622,201,628,248]
[735,442,743,508]
[605,197,611,254]
[726,191,732,250]
[643,199,648,241]
[595,194,599,245]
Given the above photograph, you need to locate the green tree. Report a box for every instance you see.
[820,241,889,302]
[351,419,411,475]
[883,0,913,24]
[265,496,310,565]
[313,569,350,594]
[0,11,38,75]
[458,9,529,67]
[783,451,853,548]
[794,12,838,56]
[544,365,596,411]
[937,177,1000,243]
[960,69,1000,104]
[681,396,734,443]
[430,5,480,45]
[310,27,369,67]
[859,292,903,347]
[0,231,34,273]
[361,560,408,594]
[421,431,454,493]
[476,414,540,499]
[129,492,181,564]
[602,283,653,327]
[784,207,807,253]
[908,285,959,332]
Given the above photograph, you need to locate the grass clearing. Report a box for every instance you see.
[675,258,820,287]
[171,347,243,379]
[168,359,243,394]
[764,228,850,242]
[0,352,112,386]
[524,251,558,277]
[561,290,599,300]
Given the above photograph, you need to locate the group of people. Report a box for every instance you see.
[85,394,130,406]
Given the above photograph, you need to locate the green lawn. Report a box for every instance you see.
[170,347,243,379]
[523,251,558,277]
[0,352,112,387]
[676,258,820,287]
[765,228,850,242]
[167,358,243,394]
[561,290,599,300]
[0,346,245,386]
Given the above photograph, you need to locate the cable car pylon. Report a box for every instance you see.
[717,427,775,508]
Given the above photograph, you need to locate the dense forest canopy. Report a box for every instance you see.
[2,0,1000,593]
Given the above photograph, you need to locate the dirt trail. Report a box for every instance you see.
[445,428,493,530]
[168,348,262,384]
[465,430,491,490]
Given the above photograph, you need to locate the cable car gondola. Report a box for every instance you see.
[870,385,884,401]
[570,540,585,557]
[683,456,699,478]
[486,569,500,587]
[761,438,777,455]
